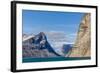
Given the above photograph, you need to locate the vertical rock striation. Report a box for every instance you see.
[68,13,91,57]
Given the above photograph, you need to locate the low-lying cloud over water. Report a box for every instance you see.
[44,31,77,55]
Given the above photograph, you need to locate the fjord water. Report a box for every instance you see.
[23,57,91,63]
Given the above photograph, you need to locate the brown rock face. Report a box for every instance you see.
[69,13,91,57]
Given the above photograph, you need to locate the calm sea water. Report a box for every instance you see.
[23,57,91,63]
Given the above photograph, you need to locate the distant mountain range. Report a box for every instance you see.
[23,32,73,58]
[23,32,62,58]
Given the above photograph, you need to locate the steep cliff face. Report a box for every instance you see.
[23,32,61,58]
[68,13,91,57]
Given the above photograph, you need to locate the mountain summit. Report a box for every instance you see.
[23,32,61,58]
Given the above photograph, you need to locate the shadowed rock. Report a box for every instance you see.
[23,32,61,58]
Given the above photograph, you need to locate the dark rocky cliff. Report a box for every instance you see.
[23,32,61,58]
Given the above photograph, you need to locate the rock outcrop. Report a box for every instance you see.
[22,32,61,58]
[62,44,72,55]
[68,13,91,57]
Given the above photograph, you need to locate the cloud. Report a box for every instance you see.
[44,31,77,50]
[45,31,67,42]
[47,32,76,55]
